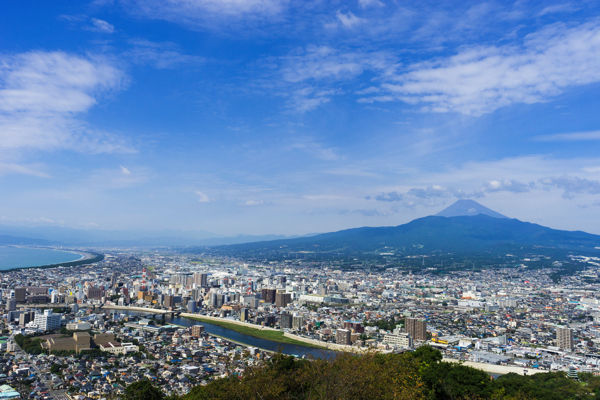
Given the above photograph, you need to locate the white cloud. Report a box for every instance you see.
[287,137,341,161]
[0,163,51,178]
[336,11,364,28]
[276,46,397,111]
[0,51,131,161]
[358,0,383,8]
[119,165,131,175]
[534,130,600,142]
[118,0,287,29]
[126,39,204,69]
[537,3,579,17]
[360,21,600,115]
[86,18,115,33]
[195,191,212,203]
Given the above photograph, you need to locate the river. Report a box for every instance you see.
[103,309,336,359]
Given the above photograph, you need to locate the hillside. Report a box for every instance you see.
[207,214,600,255]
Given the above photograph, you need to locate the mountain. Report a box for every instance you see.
[0,235,57,246]
[435,199,507,218]
[0,225,316,247]
[208,214,600,255]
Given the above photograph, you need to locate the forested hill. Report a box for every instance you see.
[205,214,600,255]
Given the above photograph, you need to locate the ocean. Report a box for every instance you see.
[0,246,82,270]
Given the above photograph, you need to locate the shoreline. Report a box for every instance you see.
[0,246,104,273]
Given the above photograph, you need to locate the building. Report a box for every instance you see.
[7,299,16,312]
[383,332,413,349]
[265,315,276,326]
[33,310,62,331]
[164,295,174,308]
[336,329,351,345]
[19,311,35,326]
[280,313,293,329]
[557,326,574,351]
[194,273,208,287]
[275,293,292,308]
[191,325,205,336]
[14,287,26,303]
[240,308,249,322]
[406,318,427,341]
[98,342,139,355]
[292,315,304,330]
[261,289,277,304]
[86,287,105,300]
[187,300,197,312]
[44,331,91,353]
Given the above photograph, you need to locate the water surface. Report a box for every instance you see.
[0,246,82,270]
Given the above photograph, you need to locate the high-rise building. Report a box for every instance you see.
[215,294,224,308]
[557,326,574,351]
[292,315,304,330]
[406,318,427,341]
[280,313,293,329]
[34,309,62,331]
[191,325,205,336]
[7,299,16,311]
[275,293,292,308]
[187,300,197,313]
[336,329,351,345]
[15,287,26,302]
[19,311,35,326]
[261,288,277,304]
[240,308,249,322]
[163,295,174,308]
[193,273,208,287]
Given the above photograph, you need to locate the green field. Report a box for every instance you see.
[187,316,328,350]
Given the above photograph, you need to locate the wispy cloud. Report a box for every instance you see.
[126,39,204,69]
[534,130,600,142]
[85,18,115,33]
[0,51,132,163]
[0,163,51,178]
[359,21,600,115]
[117,0,288,30]
[335,11,365,29]
[537,3,579,17]
[287,137,341,161]
[195,191,212,203]
[539,176,600,198]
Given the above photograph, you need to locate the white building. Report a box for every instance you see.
[33,310,62,331]
[383,332,413,349]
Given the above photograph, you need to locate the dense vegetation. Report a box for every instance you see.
[121,347,600,400]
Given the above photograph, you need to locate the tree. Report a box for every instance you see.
[122,380,164,400]
[50,364,61,374]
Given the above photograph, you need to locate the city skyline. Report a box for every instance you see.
[2,1,600,236]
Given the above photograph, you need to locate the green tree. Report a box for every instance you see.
[122,380,164,400]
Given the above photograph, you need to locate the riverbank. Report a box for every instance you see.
[181,314,328,350]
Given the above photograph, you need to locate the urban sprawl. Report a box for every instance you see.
[1,250,600,399]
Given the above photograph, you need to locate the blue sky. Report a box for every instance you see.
[2,0,600,236]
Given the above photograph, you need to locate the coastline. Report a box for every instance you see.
[0,246,104,273]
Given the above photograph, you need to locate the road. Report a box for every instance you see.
[10,336,71,400]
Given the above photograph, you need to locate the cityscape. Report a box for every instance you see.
[3,0,600,399]
[0,234,599,398]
